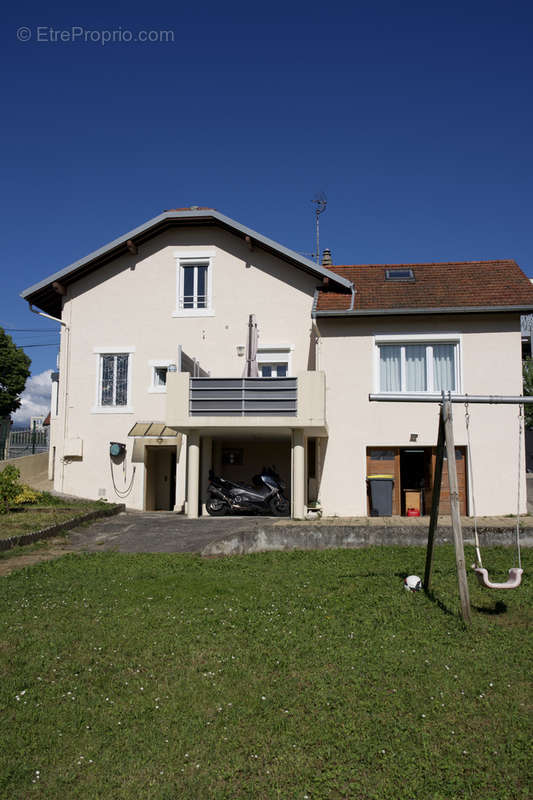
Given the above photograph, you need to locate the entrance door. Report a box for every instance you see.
[145,447,177,511]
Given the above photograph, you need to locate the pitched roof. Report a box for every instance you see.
[315,259,533,316]
[21,209,351,316]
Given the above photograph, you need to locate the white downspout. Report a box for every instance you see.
[28,303,70,492]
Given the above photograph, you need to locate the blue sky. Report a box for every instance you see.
[2,0,532,406]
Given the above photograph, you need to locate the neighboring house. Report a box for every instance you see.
[30,415,46,430]
[521,313,533,359]
[21,208,533,517]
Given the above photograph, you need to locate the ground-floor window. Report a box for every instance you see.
[100,354,129,406]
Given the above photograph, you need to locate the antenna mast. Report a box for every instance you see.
[312,192,327,264]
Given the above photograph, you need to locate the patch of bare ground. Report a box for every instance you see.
[0,538,78,576]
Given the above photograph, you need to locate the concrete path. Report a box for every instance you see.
[65,509,533,557]
[68,512,275,553]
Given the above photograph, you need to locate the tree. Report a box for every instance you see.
[0,327,31,418]
[523,357,533,429]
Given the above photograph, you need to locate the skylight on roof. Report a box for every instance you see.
[385,268,415,282]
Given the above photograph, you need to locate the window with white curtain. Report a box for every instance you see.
[377,339,459,393]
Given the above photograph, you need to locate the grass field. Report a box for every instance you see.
[0,546,530,799]
[0,500,110,540]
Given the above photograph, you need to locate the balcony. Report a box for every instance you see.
[166,371,327,433]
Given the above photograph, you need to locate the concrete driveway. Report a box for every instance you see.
[68,511,274,554]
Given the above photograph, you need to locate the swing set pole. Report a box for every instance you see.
[423,398,471,624]
[442,400,472,625]
[424,408,445,592]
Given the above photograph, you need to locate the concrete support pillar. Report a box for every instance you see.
[200,435,212,515]
[292,429,305,519]
[186,430,200,519]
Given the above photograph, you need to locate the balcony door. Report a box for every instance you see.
[259,363,288,378]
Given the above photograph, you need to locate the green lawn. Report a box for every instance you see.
[0,546,530,799]
[0,500,110,540]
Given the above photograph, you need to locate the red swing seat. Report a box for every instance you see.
[472,566,523,590]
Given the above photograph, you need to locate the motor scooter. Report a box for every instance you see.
[206,466,289,516]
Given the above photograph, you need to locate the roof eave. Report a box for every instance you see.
[21,209,352,310]
[312,304,533,318]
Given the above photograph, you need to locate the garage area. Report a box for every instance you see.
[199,433,292,515]
[366,446,468,516]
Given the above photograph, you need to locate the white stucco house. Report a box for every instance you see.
[21,208,533,518]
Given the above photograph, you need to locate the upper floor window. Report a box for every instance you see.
[259,363,288,378]
[181,261,208,309]
[173,249,215,317]
[376,336,460,394]
[92,346,135,413]
[257,346,292,378]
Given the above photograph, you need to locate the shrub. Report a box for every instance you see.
[0,464,22,513]
[13,485,42,505]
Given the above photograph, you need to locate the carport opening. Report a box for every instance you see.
[205,436,291,514]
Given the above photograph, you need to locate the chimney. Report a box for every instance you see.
[321,248,332,266]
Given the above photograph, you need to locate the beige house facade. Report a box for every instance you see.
[21,209,533,518]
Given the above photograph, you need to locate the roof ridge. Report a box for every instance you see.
[330,259,517,269]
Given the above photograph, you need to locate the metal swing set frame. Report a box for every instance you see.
[369,391,532,624]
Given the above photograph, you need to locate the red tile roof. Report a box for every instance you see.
[316,259,533,313]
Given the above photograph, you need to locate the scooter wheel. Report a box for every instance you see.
[206,498,228,516]
[269,496,290,517]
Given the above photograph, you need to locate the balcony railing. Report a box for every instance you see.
[166,370,326,432]
[189,377,297,416]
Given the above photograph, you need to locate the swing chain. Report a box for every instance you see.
[464,400,482,568]
[516,404,523,570]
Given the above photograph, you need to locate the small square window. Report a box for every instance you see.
[154,366,168,387]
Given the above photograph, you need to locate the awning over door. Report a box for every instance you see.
[128,422,178,437]
[128,421,182,463]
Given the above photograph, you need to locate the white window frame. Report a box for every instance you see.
[256,345,293,377]
[374,333,462,395]
[148,359,174,393]
[173,248,215,318]
[92,346,135,414]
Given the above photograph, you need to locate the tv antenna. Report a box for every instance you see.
[312,192,327,264]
